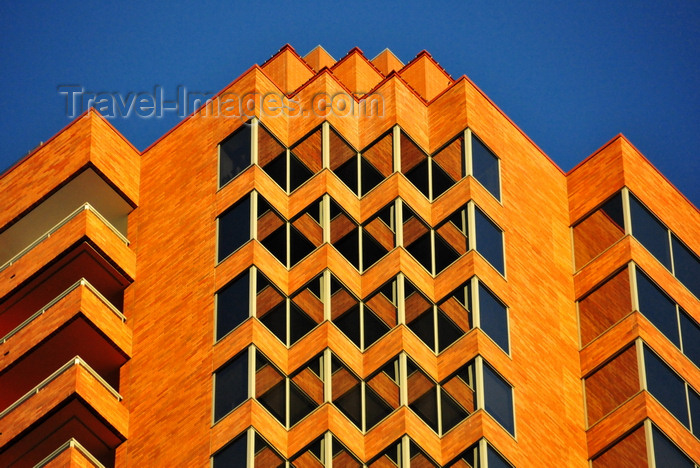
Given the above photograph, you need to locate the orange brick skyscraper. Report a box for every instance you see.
[0,45,698,467]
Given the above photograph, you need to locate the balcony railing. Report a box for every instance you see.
[34,438,106,468]
[0,356,122,419]
[0,202,130,272]
[0,278,126,344]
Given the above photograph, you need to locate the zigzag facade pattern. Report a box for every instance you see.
[0,44,697,467]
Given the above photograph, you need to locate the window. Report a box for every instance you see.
[478,282,509,353]
[672,234,700,298]
[650,425,694,468]
[215,270,250,340]
[630,194,672,269]
[257,273,324,347]
[636,269,680,345]
[403,204,466,275]
[256,350,323,427]
[329,199,396,272]
[643,345,694,429]
[331,275,398,351]
[332,354,400,432]
[259,124,320,193]
[214,349,249,421]
[330,128,392,197]
[219,124,251,187]
[471,133,501,200]
[482,361,515,435]
[257,195,323,268]
[474,205,505,274]
[217,194,251,262]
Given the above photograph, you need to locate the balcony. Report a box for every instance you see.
[0,357,127,467]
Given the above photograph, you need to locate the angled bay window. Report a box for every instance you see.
[405,276,509,354]
[403,204,465,275]
[650,425,695,468]
[258,195,323,268]
[330,128,392,197]
[330,199,396,271]
[401,130,466,201]
[471,132,501,201]
[218,123,251,187]
[257,351,323,428]
[407,359,475,435]
[671,233,700,299]
[217,193,252,262]
[259,124,321,193]
[446,440,514,468]
[258,273,324,347]
[332,354,400,432]
[331,275,398,350]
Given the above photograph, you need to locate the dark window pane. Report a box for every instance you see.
[644,346,689,427]
[289,381,317,426]
[333,156,358,194]
[680,310,700,367]
[482,362,514,435]
[672,234,700,298]
[334,305,361,348]
[630,195,671,269]
[218,196,250,262]
[262,154,287,191]
[365,385,394,429]
[334,228,360,269]
[334,383,363,428]
[331,437,362,467]
[362,229,389,270]
[289,302,317,345]
[408,310,435,351]
[259,301,287,344]
[636,269,680,346]
[258,378,286,424]
[651,426,694,468]
[289,154,314,192]
[289,225,316,266]
[260,223,287,266]
[436,310,463,352]
[216,271,250,340]
[214,350,248,421]
[405,232,432,273]
[434,234,460,274]
[471,134,500,200]
[440,389,468,433]
[219,124,251,187]
[360,157,385,196]
[431,160,455,199]
[479,283,509,353]
[409,440,439,467]
[475,207,504,274]
[690,387,700,438]
[487,444,513,468]
[213,433,247,467]
[601,192,625,231]
[363,308,390,349]
[405,159,430,198]
[410,386,439,432]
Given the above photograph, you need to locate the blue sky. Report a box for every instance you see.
[1,1,698,204]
